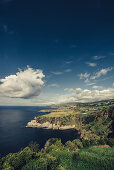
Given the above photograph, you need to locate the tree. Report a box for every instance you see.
[28,141,40,152]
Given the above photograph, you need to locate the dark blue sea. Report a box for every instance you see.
[0,106,78,156]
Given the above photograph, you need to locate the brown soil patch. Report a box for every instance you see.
[98,145,110,148]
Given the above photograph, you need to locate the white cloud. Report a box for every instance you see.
[52,67,72,76]
[64,69,72,73]
[58,84,114,104]
[48,84,59,88]
[84,78,90,83]
[0,66,45,99]
[92,86,103,90]
[86,62,97,67]
[90,67,113,80]
[52,72,63,75]
[79,72,90,84]
[79,67,113,85]
[93,56,105,60]
[79,72,90,79]
[65,61,72,64]
[87,83,96,86]
[64,88,74,92]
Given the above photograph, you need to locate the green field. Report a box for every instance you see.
[39,99,114,118]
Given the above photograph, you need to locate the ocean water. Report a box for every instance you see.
[0,106,79,156]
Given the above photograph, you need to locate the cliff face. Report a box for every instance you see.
[26,119,75,130]
[26,106,114,140]
[105,106,114,137]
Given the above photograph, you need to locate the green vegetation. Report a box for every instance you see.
[36,100,114,140]
[0,138,114,170]
[39,99,114,118]
[1,100,114,169]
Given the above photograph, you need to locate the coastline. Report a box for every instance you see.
[26,119,76,130]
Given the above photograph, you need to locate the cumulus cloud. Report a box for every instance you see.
[86,62,97,67]
[58,84,114,104]
[0,66,45,99]
[90,67,113,80]
[93,56,105,60]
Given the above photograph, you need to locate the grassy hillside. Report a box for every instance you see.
[35,103,114,140]
[0,138,114,170]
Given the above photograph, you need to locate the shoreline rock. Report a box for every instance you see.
[26,119,76,130]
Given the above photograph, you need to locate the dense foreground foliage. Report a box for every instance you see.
[0,138,114,170]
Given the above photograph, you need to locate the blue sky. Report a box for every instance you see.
[0,0,114,105]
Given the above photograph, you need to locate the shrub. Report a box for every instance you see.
[44,138,63,152]
[0,147,35,169]
[65,139,83,151]
[106,138,114,147]
[28,141,40,152]
[42,154,57,170]
[22,154,56,170]
[72,139,83,149]
[2,153,25,169]
[72,151,80,161]
[89,139,99,146]
[22,158,47,170]
[98,137,106,145]
[2,161,15,170]
[82,140,91,147]
[65,141,76,151]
